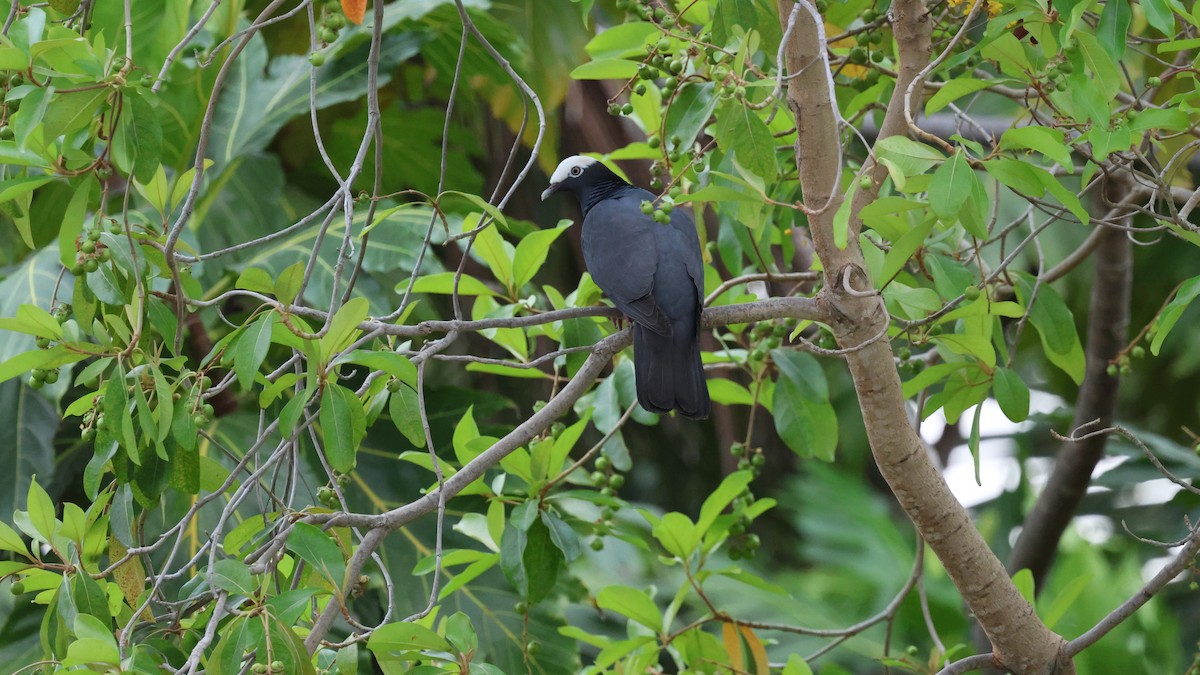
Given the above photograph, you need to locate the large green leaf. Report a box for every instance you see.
[771,350,838,461]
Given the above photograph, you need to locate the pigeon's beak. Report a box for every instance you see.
[540,183,559,201]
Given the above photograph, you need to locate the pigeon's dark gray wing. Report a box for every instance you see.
[581,193,672,336]
[632,206,710,419]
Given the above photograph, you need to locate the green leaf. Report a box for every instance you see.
[1014,275,1085,384]
[782,654,815,675]
[320,384,366,473]
[1141,0,1176,34]
[388,383,425,447]
[1012,568,1035,606]
[541,510,581,563]
[274,262,306,305]
[771,350,838,461]
[665,82,718,151]
[1150,275,1200,355]
[211,558,257,596]
[569,58,640,80]
[874,136,944,177]
[320,296,370,362]
[999,126,1073,170]
[0,520,28,555]
[43,88,107,143]
[715,101,777,181]
[234,311,276,390]
[984,157,1046,197]
[585,22,658,59]
[132,165,170,215]
[929,151,976,226]
[596,585,661,631]
[470,218,514,290]
[26,476,56,542]
[879,216,936,284]
[286,522,347,590]
[338,350,417,387]
[925,78,995,116]
[992,367,1030,422]
[444,611,478,656]
[513,221,571,289]
[115,91,163,185]
[0,176,55,248]
[697,470,753,532]
[1041,572,1093,630]
[0,303,62,339]
[406,272,496,297]
[368,621,451,656]
[1095,0,1131,60]
[652,512,699,559]
[499,517,563,603]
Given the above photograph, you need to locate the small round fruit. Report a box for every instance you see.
[80,240,96,254]
[621,103,634,115]
[326,13,346,29]
[386,378,400,392]
[0,125,13,140]
[590,538,604,551]
[608,474,625,489]
[514,600,528,614]
[87,229,102,242]
[1147,76,1161,87]
[11,580,25,595]
[963,285,981,300]
[43,369,59,384]
[35,337,50,349]
[192,413,208,427]
[320,27,338,43]
[595,456,611,471]
[590,471,606,485]
[634,83,646,95]
[308,51,327,67]
[647,135,660,149]
[1106,364,1118,377]
[1132,346,1146,359]
[84,258,99,273]
[640,200,654,215]
[657,38,671,52]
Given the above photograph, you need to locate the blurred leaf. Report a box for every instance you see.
[596,585,660,631]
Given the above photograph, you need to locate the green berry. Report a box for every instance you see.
[35,337,50,349]
[591,471,606,486]
[600,486,614,497]
[325,13,346,29]
[514,601,528,614]
[640,200,654,215]
[270,662,284,672]
[1119,364,1132,377]
[193,413,208,427]
[647,136,660,149]
[608,474,625,489]
[320,27,338,44]
[84,258,99,273]
[0,125,13,140]
[745,533,760,549]
[621,102,634,115]
[308,51,327,67]
[80,240,96,254]
[963,286,981,301]
[27,377,43,389]
[898,346,911,361]
[730,442,745,456]
[1106,364,1118,377]
[87,229,102,242]
[659,201,673,213]
[10,580,25,595]
[634,83,646,95]
[590,537,604,551]
[1132,346,1145,359]
[663,76,678,91]
[43,369,58,384]
[1147,76,1161,87]
[550,422,566,437]
[386,378,400,392]
[595,456,610,471]
[751,454,765,467]
[657,38,671,52]
[859,175,873,190]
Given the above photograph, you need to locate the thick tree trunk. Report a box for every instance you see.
[776,1,1072,671]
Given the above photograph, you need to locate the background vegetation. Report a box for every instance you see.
[0,0,1198,673]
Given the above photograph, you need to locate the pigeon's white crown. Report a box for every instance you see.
[548,155,599,184]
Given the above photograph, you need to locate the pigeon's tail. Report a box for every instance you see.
[634,320,710,420]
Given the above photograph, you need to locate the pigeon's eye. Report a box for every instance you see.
[569,166,582,177]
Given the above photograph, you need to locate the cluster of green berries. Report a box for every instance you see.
[317,473,352,508]
[249,662,288,674]
[896,345,925,374]
[29,305,73,389]
[615,0,678,28]
[730,442,766,474]
[1042,56,1076,92]
[1107,345,1145,378]
[186,374,216,428]
[0,72,22,139]
[69,225,112,276]
[79,395,104,440]
[308,1,348,65]
[747,319,794,367]
[725,476,761,560]
[589,455,624,551]
[639,198,674,225]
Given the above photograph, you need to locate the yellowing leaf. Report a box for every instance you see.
[341,0,366,24]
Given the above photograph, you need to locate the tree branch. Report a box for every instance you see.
[777,2,1072,672]
[1008,181,1133,589]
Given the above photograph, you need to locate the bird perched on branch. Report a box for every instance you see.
[542,155,710,420]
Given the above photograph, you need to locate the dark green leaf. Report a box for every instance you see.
[388,383,425,447]
[320,384,366,473]
[234,311,276,391]
[992,367,1030,422]
[771,350,838,461]
[715,101,777,181]
[211,559,257,597]
[285,522,347,591]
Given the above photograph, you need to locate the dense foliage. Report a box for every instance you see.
[0,0,1198,673]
